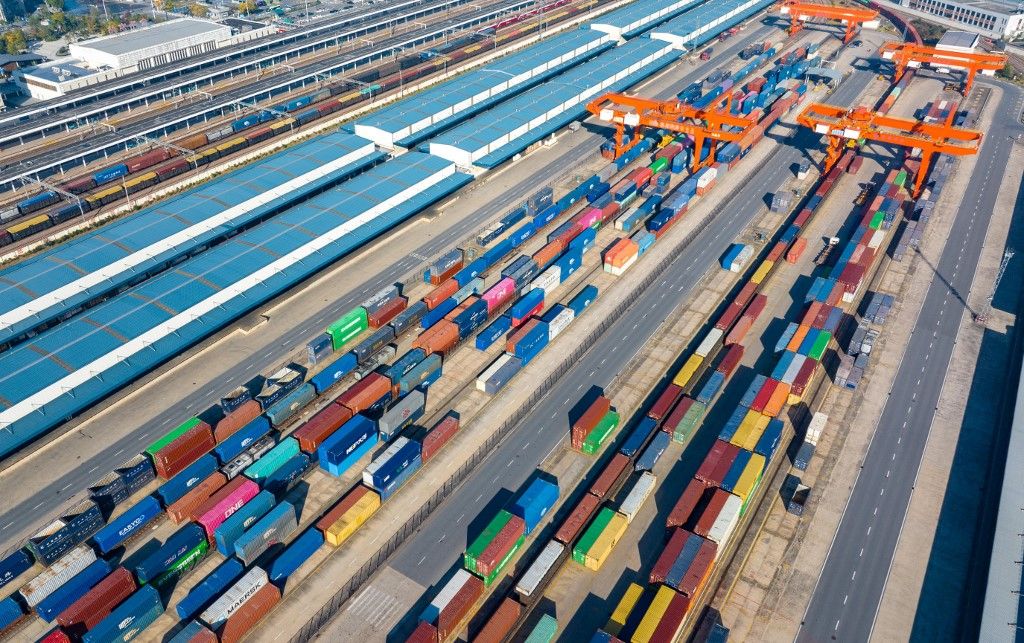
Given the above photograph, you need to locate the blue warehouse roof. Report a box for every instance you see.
[352,28,614,148]
[0,153,471,456]
[650,0,775,48]
[588,0,709,38]
[0,132,381,346]
[429,38,682,168]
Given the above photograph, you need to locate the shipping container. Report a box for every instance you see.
[619,472,656,523]
[318,485,381,547]
[268,527,324,586]
[133,523,207,585]
[234,502,297,566]
[511,478,559,535]
[91,495,162,555]
[214,491,275,556]
[0,549,33,591]
[177,558,245,621]
[318,415,378,477]
[82,584,162,643]
[515,540,563,600]
[474,596,521,643]
[421,569,483,641]
[21,546,96,608]
[555,493,600,544]
[166,473,228,524]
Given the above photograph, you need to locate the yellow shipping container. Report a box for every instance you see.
[7,214,50,235]
[751,260,774,284]
[325,491,381,547]
[585,511,628,571]
[632,585,676,643]
[672,354,703,389]
[741,414,772,451]
[732,453,767,503]
[788,391,804,406]
[608,583,644,636]
[123,171,158,190]
[729,409,762,449]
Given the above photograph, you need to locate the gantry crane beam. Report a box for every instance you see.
[878,42,1007,94]
[585,93,754,172]
[796,103,982,196]
[779,1,879,44]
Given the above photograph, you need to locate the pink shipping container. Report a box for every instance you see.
[482,278,516,314]
[578,207,602,229]
[725,316,752,346]
[197,478,260,540]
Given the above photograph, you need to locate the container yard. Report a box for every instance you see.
[0,0,1020,641]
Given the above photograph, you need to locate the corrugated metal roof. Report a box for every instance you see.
[0,153,471,456]
[353,29,613,147]
[0,132,381,345]
[588,0,708,37]
[75,19,230,57]
[650,0,773,46]
[429,38,681,168]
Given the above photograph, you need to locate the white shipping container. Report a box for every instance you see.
[782,354,807,385]
[868,229,886,250]
[425,569,472,622]
[20,545,95,607]
[696,328,724,358]
[547,309,574,340]
[530,268,560,298]
[730,245,754,273]
[707,493,742,548]
[604,254,637,276]
[515,540,564,599]
[697,167,718,188]
[619,472,656,523]
[806,412,828,446]
[201,567,269,630]
[363,437,412,487]
[476,354,515,392]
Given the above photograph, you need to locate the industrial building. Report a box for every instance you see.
[899,0,1024,38]
[13,59,110,100]
[69,19,233,72]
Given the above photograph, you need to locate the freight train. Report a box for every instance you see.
[0,0,599,250]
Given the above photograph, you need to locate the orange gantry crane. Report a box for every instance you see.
[779,0,879,44]
[878,42,1007,94]
[796,103,982,196]
[584,93,753,172]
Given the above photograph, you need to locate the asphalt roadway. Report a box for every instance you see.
[0,23,778,557]
[375,60,876,606]
[797,80,1024,642]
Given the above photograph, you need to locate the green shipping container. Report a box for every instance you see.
[869,211,884,230]
[582,411,620,455]
[244,437,300,481]
[739,470,765,517]
[808,331,832,362]
[649,157,669,174]
[154,540,208,587]
[327,307,368,351]
[145,417,202,457]
[481,533,525,586]
[465,510,513,574]
[894,170,907,187]
[573,507,615,564]
[674,402,707,444]
[525,614,558,643]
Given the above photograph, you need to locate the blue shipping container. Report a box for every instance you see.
[721,450,753,493]
[510,288,544,321]
[92,495,163,555]
[156,454,218,506]
[635,431,670,472]
[398,353,442,396]
[510,478,558,535]
[318,415,378,477]
[619,417,657,458]
[755,418,784,459]
[214,415,272,463]
[36,559,111,622]
[133,523,206,584]
[266,383,316,427]
[0,596,23,631]
[268,528,325,586]
[476,315,512,351]
[0,549,33,590]
[83,584,162,643]
[175,558,245,620]
[215,491,275,557]
[568,285,598,316]
[309,351,359,395]
[264,454,313,498]
[718,406,747,443]
[385,349,427,385]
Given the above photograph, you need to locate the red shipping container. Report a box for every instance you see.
[848,156,864,174]
[734,282,757,309]
[787,237,808,263]
[422,415,460,463]
[678,539,717,597]
[650,528,689,584]
[600,201,620,223]
[812,304,833,329]
[744,294,767,322]
[793,208,813,228]
[650,592,692,643]
[746,77,766,92]
[317,485,372,532]
[56,566,136,635]
[706,442,741,487]
[369,297,407,328]
[338,373,391,414]
[408,620,439,643]
[589,453,629,499]
[790,359,818,395]
[507,319,541,354]
[185,624,219,642]
[556,493,600,544]
[533,240,566,269]
[413,320,460,355]
[218,582,281,643]
[826,282,844,306]
[446,295,477,321]
[801,302,822,327]
[214,400,262,443]
[476,514,525,577]
[572,396,611,449]
[716,344,744,378]
[473,596,521,643]
[695,440,727,484]
[725,316,752,346]
[438,574,484,641]
[715,302,744,331]
[661,397,694,435]
[849,244,866,265]
[37,629,71,643]
[294,402,353,453]
[750,378,778,413]
[511,302,543,328]
[693,489,730,538]
[430,259,464,286]
[424,279,459,310]
[127,148,172,173]
[667,478,709,529]
[167,472,227,523]
[886,184,900,199]
[153,422,216,479]
[766,240,787,263]
[839,264,865,292]
[648,385,684,421]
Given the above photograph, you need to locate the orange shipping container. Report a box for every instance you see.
[473,596,521,643]
[218,582,281,643]
[506,318,540,354]
[337,373,390,414]
[413,320,460,355]
[316,485,373,532]
[213,400,263,443]
[763,381,792,417]
[725,316,753,346]
[604,238,638,267]
[424,279,459,310]
[533,239,566,268]
[787,237,807,263]
[786,324,810,352]
[166,472,227,523]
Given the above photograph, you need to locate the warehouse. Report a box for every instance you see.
[352,29,615,148]
[650,0,776,49]
[898,0,1024,38]
[69,19,233,72]
[587,0,708,39]
[14,59,102,100]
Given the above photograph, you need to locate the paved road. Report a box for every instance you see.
[797,80,1024,643]
[0,23,779,556]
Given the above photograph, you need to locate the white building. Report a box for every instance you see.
[69,19,232,72]
[900,0,1024,39]
[13,59,110,100]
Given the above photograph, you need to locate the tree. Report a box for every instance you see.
[3,29,27,54]
[237,0,256,14]
[45,0,64,11]
[188,3,208,16]
[104,18,120,34]
[154,0,176,11]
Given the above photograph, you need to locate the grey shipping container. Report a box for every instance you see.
[234,502,298,566]
[200,567,269,630]
[21,545,97,607]
[363,285,401,314]
[378,390,426,441]
[390,301,427,335]
[352,327,396,364]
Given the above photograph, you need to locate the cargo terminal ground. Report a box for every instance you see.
[0,0,1015,638]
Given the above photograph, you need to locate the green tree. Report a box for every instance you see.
[3,29,27,54]
[104,18,120,34]
[45,0,64,11]
[237,0,256,14]
[188,3,208,16]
